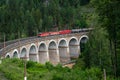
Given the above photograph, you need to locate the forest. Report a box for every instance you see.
[0,0,89,41]
[0,0,120,80]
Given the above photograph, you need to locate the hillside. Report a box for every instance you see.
[0,0,88,41]
[0,58,115,80]
[0,0,120,79]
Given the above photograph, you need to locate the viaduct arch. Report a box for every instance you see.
[0,32,90,65]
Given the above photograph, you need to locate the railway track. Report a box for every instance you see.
[0,36,37,50]
[0,28,93,50]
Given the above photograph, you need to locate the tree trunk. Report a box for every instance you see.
[113,28,117,77]
[109,39,115,76]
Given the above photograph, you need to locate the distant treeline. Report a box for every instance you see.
[0,0,90,41]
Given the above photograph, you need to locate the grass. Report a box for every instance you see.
[0,58,119,80]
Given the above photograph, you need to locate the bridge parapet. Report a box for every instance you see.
[0,37,38,57]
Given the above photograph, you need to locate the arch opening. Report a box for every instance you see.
[38,43,48,64]
[69,38,79,60]
[13,51,18,58]
[48,41,59,64]
[6,55,10,58]
[20,48,27,58]
[80,36,88,53]
[29,45,37,62]
[59,40,70,63]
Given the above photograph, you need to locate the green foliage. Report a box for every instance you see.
[90,0,120,77]
[0,59,24,80]
[0,0,87,41]
[1,59,118,80]
[85,67,102,79]
[27,60,36,68]
[52,74,63,80]
[73,55,85,70]
[0,0,120,79]
[45,62,54,71]
[80,0,90,6]
[74,27,112,77]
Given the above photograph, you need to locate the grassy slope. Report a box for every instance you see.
[0,59,117,80]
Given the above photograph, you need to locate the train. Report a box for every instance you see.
[37,28,93,37]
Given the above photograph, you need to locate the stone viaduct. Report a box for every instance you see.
[0,31,90,65]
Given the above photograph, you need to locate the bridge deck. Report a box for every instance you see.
[0,29,92,57]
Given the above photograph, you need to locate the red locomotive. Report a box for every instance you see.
[37,30,71,37]
[37,28,92,37]
[59,30,71,34]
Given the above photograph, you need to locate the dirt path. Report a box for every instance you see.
[63,63,75,69]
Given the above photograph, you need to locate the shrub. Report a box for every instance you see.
[45,62,54,71]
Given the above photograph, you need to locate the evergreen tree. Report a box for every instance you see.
[91,0,120,77]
